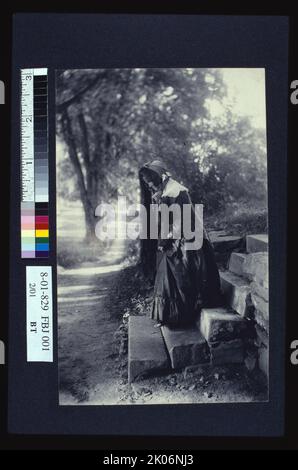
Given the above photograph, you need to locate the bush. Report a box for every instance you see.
[122,238,140,268]
[57,238,102,268]
[205,203,268,236]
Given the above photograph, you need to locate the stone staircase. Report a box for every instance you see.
[128,234,269,382]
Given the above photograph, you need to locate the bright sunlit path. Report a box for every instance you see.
[58,284,97,295]
[58,263,124,276]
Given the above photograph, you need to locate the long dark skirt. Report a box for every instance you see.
[151,238,222,327]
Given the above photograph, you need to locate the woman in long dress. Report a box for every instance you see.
[139,160,222,328]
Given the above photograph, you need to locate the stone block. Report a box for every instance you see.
[228,252,247,276]
[210,234,246,266]
[255,324,269,348]
[246,234,268,253]
[258,343,269,378]
[250,281,269,302]
[128,315,169,382]
[220,270,252,317]
[209,339,244,365]
[200,307,248,343]
[255,325,269,378]
[251,293,269,332]
[242,252,268,289]
[161,325,210,369]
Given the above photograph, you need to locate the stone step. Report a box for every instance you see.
[250,281,269,302]
[242,252,268,289]
[251,293,269,331]
[255,324,269,378]
[128,315,170,382]
[228,252,247,276]
[208,339,244,365]
[200,307,249,343]
[246,234,268,253]
[210,234,243,246]
[199,307,246,367]
[219,270,252,317]
[208,230,228,241]
[161,325,210,370]
[209,234,245,266]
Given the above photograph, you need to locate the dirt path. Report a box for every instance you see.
[58,238,127,405]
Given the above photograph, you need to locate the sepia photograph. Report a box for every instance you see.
[56,68,269,405]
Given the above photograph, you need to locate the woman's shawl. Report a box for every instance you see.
[154,177,208,251]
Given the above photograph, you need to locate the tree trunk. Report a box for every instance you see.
[62,110,97,243]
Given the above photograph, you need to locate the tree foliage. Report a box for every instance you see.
[56,68,267,241]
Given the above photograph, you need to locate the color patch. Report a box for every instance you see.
[35,229,49,238]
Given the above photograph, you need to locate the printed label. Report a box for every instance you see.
[26,266,53,362]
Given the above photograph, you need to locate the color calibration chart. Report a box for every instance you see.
[21,68,49,258]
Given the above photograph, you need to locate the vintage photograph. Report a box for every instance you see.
[56,68,269,405]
